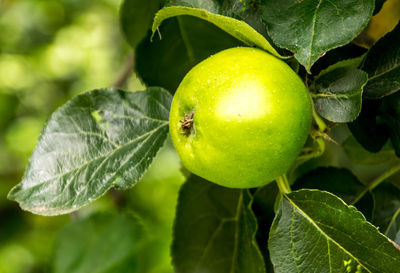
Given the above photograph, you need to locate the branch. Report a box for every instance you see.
[111,51,135,89]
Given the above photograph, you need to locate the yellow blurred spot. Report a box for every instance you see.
[0,55,34,91]
[0,244,34,273]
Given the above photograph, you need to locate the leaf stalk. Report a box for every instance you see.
[351,162,400,205]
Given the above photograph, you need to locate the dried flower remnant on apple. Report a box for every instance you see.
[179,112,194,136]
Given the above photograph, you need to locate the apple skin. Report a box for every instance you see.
[169,47,312,188]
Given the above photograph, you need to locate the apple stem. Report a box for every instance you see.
[276,174,291,194]
[180,112,194,136]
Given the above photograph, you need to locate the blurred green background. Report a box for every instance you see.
[0,0,183,272]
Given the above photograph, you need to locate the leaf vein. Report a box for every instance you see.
[286,196,373,273]
[20,124,167,193]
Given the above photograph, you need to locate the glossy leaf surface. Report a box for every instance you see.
[261,0,374,71]
[313,67,368,123]
[269,189,400,273]
[362,24,400,99]
[8,88,172,215]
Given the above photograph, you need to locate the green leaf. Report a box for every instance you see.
[136,16,243,93]
[362,24,400,99]
[371,183,400,242]
[313,67,368,123]
[261,0,374,71]
[119,0,162,48]
[152,6,281,57]
[53,213,144,273]
[8,88,172,215]
[343,136,396,166]
[172,175,266,273]
[269,189,400,273]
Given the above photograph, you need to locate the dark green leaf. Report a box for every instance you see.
[313,67,368,123]
[119,0,162,48]
[269,189,400,273]
[372,183,400,241]
[311,43,367,75]
[349,91,400,157]
[172,175,266,273]
[8,88,172,215]
[348,99,390,153]
[380,92,400,156]
[53,213,143,273]
[261,0,374,71]
[362,24,400,99]
[252,183,279,273]
[169,0,293,57]
[294,167,367,204]
[152,6,281,57]
[136,16,243,93]
[168,0,270,40]
[293,167,374,219]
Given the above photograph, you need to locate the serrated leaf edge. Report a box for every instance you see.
[263,0,374,72]
[285,189,400,272]
[8,88,171,216]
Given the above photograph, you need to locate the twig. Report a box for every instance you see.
[109,188,127,208]
[312,104,327,132]
[111,51,135,89]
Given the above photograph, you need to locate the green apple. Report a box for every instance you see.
[169,47,312,188]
